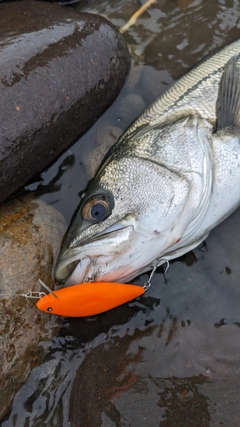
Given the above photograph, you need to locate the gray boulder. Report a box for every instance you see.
[0,196,66,419]
[0,1,130,203]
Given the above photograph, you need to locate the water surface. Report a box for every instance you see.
[3,1,240,426]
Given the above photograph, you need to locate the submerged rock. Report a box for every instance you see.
[0,196,66,419]
[0,1,130,204]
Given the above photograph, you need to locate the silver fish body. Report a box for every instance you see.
[126,38,240,130]
[55,39,240,285]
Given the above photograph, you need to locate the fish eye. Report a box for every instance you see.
[82,195,111,222]
[47,307,53,312]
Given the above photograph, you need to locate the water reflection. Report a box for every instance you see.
[4,0,240,426]
[68,311,240,427]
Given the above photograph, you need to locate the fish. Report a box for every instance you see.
[36,281,145,317]
[54,39,240,287]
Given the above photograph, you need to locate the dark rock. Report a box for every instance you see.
[0,1,130,204]
[0,195,66,419]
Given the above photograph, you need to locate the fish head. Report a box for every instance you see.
[54,138,191,285]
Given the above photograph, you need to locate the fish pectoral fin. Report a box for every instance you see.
[216,54,240,131]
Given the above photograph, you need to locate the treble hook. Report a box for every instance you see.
[143,265,157,291]
[143,258,170,291]
[85,258,98,282]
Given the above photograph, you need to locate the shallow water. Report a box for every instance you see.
[3,1,240,426]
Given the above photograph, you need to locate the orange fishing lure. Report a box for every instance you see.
[36,281,145,317]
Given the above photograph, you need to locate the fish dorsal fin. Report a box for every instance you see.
[217,54,240,131]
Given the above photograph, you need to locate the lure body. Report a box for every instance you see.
[36,282,145,317]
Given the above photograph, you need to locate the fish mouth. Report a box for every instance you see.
[54,225,134,284]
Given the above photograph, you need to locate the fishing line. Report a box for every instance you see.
[0,290,46,300]
[0,279,56,301]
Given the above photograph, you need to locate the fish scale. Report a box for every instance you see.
[121,40,240,135]
[55,39,240,287]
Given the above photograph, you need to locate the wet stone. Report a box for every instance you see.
[0,1,130,204]
[0,195,66,419]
